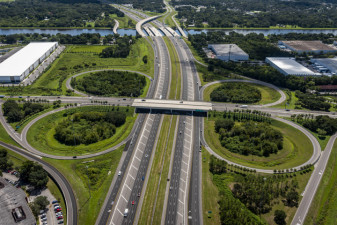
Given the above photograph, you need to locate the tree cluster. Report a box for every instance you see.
[113,0,165,13]
[29,196,50,217]
[210,83,261,103]
[216,119,283,157]
[19,161,49,189]
[295,91,330,111]
[3,100,45,123]
[0,148,13,171]
[173,0,337,28]
[54,111,126,145]
[99,36,134,58]
[0,0,121,28]
[72,70,146,97]
[292,114,337,136]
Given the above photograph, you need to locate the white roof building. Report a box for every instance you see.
[0,42,58,83]
[266,57,320,76]
[310,58,337,74]
[208,44,249,62]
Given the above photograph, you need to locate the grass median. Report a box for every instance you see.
[138,115,177,225]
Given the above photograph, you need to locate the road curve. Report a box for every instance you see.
[200,79,287,107]
[291,133,337,225]
[0,141,77,225]
[201,116,321,174]
[113,19,119,34]
[65,69,153,97]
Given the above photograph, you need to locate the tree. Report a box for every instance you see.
[30,196,50,217]
[142,55,148,64]
[274,210,286,225]
[19,161,48,188]
[286,191,299,207]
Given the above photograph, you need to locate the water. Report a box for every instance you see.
[1,28,337,37]
[0,28,136,36]
[186,29,337,36]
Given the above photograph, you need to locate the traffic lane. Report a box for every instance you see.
[110,114,156,224]
[291,134,337,225]
[165,116,186,224]
[96,114,146,225]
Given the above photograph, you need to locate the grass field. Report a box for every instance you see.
[204,118,313,170]
[0,39,154,96]
[0,121,20,147]
[43,146,123,225]
[109,14,135,29]
[202,149,221,225]
[27,106,136,156]
[305,140,337,225]
[203,82,281,105]
[184,40,206,65]
[164,37,182,99]
[138,115,177,225]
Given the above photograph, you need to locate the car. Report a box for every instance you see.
[52,200,58,204]
[285,109,290,111]
[54,205,60,208]
[55,208,62,212]
[54,203,59,207]
[56,212,62,216]
[57,216,63,220]
[141,99,146,101]
[137,192,141,197]
[118,171,122,176]
[73,156,77,159]
[123,98,126,100]
[58,221,64,224]
[42,222,47,225]
[132,201,135,205]
[18,96,22,98]
[41,217,47,222]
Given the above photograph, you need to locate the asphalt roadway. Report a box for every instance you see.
[0,141,77,225]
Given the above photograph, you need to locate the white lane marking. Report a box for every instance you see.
[132,164,138,171]
[121,195,127,202]
[126,184,132,191]
[117,208,124,216]
[129,174,135,180]
[177,212,183,217]
[179,199,184,205]
[135,155,141,161]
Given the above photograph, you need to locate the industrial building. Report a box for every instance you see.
[0,177,36,225]
[208,44,249,62]
[310,58,337,75]
[278,40,337,54]
[266,57,320,76]
[0,42,58,83]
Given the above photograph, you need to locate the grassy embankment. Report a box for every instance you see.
[201,149,313,225]
[109,14,136,29]
[203,83,281,105]
[204,115,313,170]
[186,25,337,30]
[0,39,154,96]
[0,121,20,147]
[305,140,337,225]
[44,146,123,225]
[27,106,136,156]
[163,37,181,99]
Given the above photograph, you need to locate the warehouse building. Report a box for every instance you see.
[208,44,249,61]
[278,40,337,54]
[310,58,337,74]
[266,57,320,76]
[0,42,58,83]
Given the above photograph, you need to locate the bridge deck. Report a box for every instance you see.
[132,99,212,111]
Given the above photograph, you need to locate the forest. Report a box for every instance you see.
[295,91,331,111]
[71,70,146,97]
[54,111,126,145]
[172,0,337,28]
[2,100,46,123]
[210,83,261,103]
[209,155,301,225]
[0,0,122,28]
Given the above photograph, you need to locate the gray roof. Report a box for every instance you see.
[0,177,36,225]
[312,58,337,71]
[208,44,248,56]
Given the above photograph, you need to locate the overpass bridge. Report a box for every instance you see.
[132,99,212,112]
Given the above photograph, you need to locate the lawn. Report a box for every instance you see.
[139,115,177,225]
[0,39,154,96]
[184,39,206,65]
[203,82,281,105]
[163,37,181,99]
[204,117,313,170]
[27,106,136,156]
[202,149,221,225]
[305,140,337,225]
[43,146,124,225]
[0,121,20,147]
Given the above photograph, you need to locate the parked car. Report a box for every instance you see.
[58,221,64,224]
[57,216,63,220]
[52,200,58,204]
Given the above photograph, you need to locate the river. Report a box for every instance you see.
[1,28,337,36]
